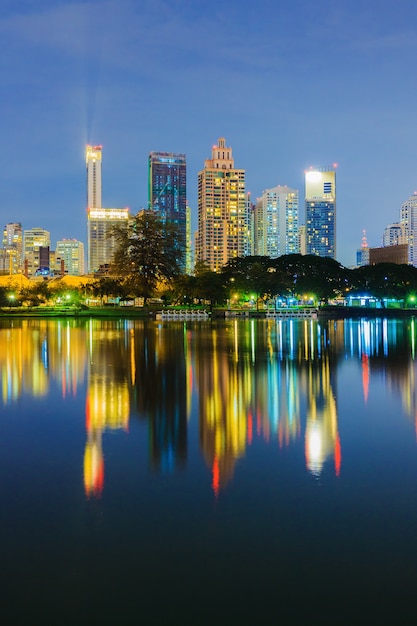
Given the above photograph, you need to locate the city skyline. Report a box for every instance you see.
[0,0,416,269]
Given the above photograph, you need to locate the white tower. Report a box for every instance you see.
[86,145,102,209]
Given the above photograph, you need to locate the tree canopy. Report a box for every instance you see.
[112,210,185,303]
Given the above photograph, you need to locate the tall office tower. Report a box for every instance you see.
[56,239,85,275]
[400,192,417,266]
[252,185,299,258]
[23,227,50,276]
[86,145,102,209]
[383,223,406,247]
[148,152,187,267]
[305,166,336,259]
[196,137,248,271]
[2,222,22,274]
[87,207,129,273]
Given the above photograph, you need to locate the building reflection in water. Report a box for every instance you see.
[2,316,417,496]
[0,319,87,403]
[132,322,188,473]
[84,320,131,498]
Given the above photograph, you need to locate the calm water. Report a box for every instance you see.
[1,316,417,622]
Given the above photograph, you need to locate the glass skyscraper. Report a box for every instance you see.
[305,166,336,259]
[148,152,187,268]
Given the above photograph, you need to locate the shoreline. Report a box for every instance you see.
[1,305,417,320]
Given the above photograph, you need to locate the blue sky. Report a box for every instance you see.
[1,0,416,268]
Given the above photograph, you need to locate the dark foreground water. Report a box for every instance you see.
[1,316,417,623]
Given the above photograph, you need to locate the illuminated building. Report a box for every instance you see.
[2,223,22,274]
[56,239,85,275]
[87,207,129,273]
[356,230,369,267]
[305,166,336,259]
[23,227,50,276]
[400,192,417,266]
[196,137,248,271]
[86,144,102,209]
[383,222,406,247]
[148,151,187,269]
[252,185,299,257]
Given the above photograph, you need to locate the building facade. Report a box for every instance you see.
[56,239,85,276]
[196,137,248,271]
[383,222,406,247]
[369,244,409,265]
[23,227,51,276]
[148,152,187,270]
[305,166,336,259]
[87,208,129,273]
[400,192,417,266]
[86,145,102,209]
[2,222,22,274]
[252,185,298,258]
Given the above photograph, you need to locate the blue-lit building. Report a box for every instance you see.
[305,166,336,259]
[148,151,187,268]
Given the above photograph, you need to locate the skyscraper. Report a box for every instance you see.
[56,239,85,276]
[87,207,129,273]
[86,145,102,209]
[252,185,299,258]
[148,152,187,268]
[305,166,336,259]
[196,137,248,271]
[400,192,417,266]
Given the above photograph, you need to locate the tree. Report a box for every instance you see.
[112,211,185,304]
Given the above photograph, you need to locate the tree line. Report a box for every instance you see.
[2,210,417,308]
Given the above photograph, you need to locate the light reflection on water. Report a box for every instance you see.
[1,317,417,494]
[1,316,417,621]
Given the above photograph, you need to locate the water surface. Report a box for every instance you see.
[1,317,417,622]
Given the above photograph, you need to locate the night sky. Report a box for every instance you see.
[1,0,416,268]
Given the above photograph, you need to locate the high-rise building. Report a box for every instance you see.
[305,166,336,259]
[252,185,298,258]
[56,239,85,276]
[23,227,50,276]
[400,192,417,266]
[196,137,248,271]
[148,151,187,269]
[87,207,129,273]
[383,223,406,248]
[2,222,22,274]
[86,145,102,209]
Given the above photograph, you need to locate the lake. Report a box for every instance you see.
[1,316,417,623]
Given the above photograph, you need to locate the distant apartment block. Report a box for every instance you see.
[1,222,22,274]
[56,239,85,276]
[400,192,417,266]
[23,227,51,276]
[252,185,298,257]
